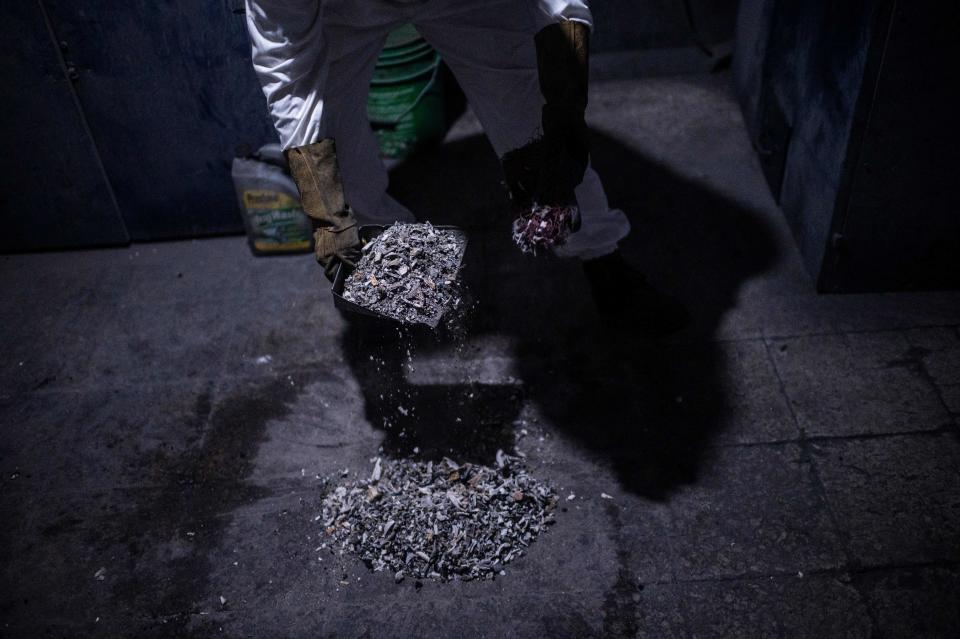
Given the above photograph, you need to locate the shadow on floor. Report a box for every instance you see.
[341,129,780,500]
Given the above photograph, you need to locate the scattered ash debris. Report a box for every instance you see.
[342,223,466,326]
[320,453,557,582]
[512,204,578,254]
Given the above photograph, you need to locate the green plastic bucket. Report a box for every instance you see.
[367,25,446,160]
[382,23,424,51]
[377,36,433,61]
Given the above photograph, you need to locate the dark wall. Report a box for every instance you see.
[735,0,959,292]
[0,1,129,251]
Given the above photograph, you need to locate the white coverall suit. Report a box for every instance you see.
[245,0,629,259]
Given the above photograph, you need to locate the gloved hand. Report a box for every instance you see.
[311,214,361,280]
[285,138,362,279]
[501,137,543,211]
[500,20,590,254]
[502,134,583,254]
[533,20,590,209]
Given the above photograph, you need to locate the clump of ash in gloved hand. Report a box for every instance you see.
[511,204,578,255]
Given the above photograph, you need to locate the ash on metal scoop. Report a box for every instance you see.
[320,453,557,582]
[342,223,466,326]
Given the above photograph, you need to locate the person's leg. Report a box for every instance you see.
[554,162,631,259]
[246,0,414,224]
[411,0,628,257]
[317,23,416,224]
[412,1,687,334]
[412,1,542,157]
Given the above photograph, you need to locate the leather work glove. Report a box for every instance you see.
[533,19,590,211]
[285,139,361,280]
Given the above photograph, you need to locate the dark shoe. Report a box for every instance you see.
[582,251,690,336]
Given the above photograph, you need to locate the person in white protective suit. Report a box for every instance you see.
[246,0,688,333]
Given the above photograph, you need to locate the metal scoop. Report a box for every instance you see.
[331,224,467,329]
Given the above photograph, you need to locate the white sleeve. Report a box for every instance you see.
[245,0,329,149]
[535,0,593,31]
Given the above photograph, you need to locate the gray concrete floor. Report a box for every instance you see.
[2,74,960,637]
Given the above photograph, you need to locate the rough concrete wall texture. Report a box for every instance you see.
[774,1,876,278]
[734,0,878,280]
[731,0,775,142]
[821,2,960,292]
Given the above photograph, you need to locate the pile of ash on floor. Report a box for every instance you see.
[320,452,557,582]
[512,204,578,254]
[342,223,466,326]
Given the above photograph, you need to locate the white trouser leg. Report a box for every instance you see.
[315,20,415,224]
[548,163,629,259]
[413,0,629,259]
[245,0,415,224]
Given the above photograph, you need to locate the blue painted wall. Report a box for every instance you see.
[0,1,129,250]
[44,0,278,242]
